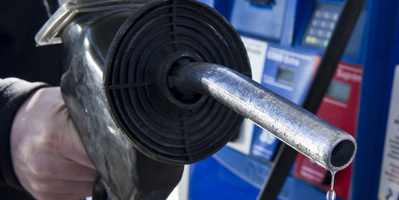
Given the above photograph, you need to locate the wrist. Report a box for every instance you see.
[0,78,48,189]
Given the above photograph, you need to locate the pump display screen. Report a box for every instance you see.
[300,2,367,57]
[276,66,295,85]
[327,80,351,102]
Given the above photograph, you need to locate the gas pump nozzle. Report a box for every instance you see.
[36,0,356,199]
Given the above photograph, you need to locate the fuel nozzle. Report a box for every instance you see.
[37,0,356,199]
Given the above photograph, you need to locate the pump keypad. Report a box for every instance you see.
[301,3,341,49]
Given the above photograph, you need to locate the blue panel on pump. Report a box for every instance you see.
[230,0,287,42]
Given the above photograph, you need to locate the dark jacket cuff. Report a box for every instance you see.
[0,78,48,190]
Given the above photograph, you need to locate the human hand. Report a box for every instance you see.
[10,87,98,200]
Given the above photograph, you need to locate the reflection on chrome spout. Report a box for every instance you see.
[172,62,357,172]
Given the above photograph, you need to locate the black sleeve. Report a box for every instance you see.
[0,78,47,193]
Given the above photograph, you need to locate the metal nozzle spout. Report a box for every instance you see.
[171,62,356,172]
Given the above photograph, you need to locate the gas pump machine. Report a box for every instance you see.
[189,0,399,200]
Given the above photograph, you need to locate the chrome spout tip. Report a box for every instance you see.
[328,136,357,172]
